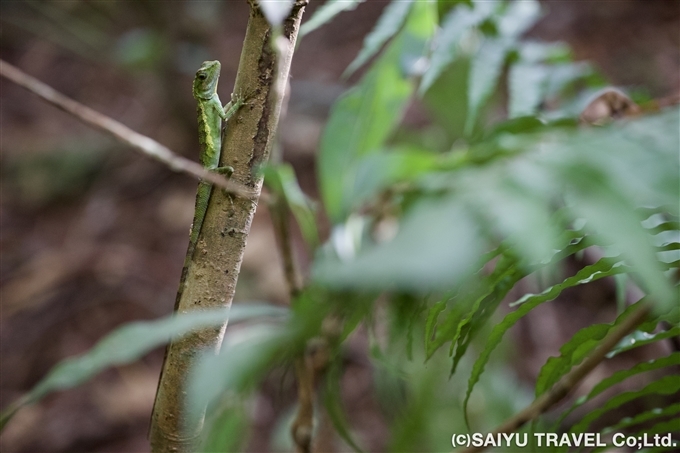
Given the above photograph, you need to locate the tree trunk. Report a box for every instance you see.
[149,2,308,451]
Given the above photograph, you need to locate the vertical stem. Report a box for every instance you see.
[149,2,308,452]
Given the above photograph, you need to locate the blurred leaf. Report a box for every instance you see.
[319,0,436,221]
[3,146,106,208]
[517,41,571,64]
[323,362,365,453]
[188,324,288,424]
[649,220,680,235]
[352,148,440,208]
[464,0,542,131]
[200,399,249,452]
[115,28,166,68]
[568,374,680,434]
[0,305,288,430]
[496,0,542,39]
[568,184,674,308]
[483,115,550,139]
[257,0,295,27]
[437,0,472,15]
[424,300,447,356]
[300,0,365,38]
[422,59,471,141]
[544,62,593,98]
[344,0,415,78]
[508,63,550,118]
[465,37,511,134]
[419,1,493,95]
[313,196,483,291]
[264,163,320,249]
[426,253,520,361]
[469,168,563,264]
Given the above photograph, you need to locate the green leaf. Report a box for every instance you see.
[544,62,592,98]
[574,353,680,422]
[427,254,521,362]
[425,299,447,356]
[508,63,550,118]
[465,37,511,134]
[607,326,680,358]
[464,0,542,131]
[511,258,628,307]
[189,324,288,423]
[471,172,563,265]
[535,324,610,396]
[517,41,571,64]
[422,57,471,140]
[319,0,436,221]
[313,197,483,291]
[344,0,415,78]
[115,29,165,69]
[569,183,675,309]
[637,307,680,333]
[496,0,542,39]
[0,305,288,430]
[264,163,320,249]
[299,0,365,38]
[568,374,680,434]
[633,421,680,451]
[535,302,653,398]
[590,405,680,453]
[449,257,526,384]
[604,402,680,433]
[463,258,628,420]
[352,148,439,208]
[649,221,680,235]
[419,1,494,95]
[555,352,680,438]
[323,362,365,453]
[200,399,249,452]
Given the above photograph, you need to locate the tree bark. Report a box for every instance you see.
[149,2,308,451]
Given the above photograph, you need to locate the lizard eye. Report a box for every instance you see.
[197,73,207,80]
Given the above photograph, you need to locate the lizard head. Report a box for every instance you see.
[193,60,221,100]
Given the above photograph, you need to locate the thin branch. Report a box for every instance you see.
[458,302,651,453]
[0,59,257,199]
[270,199,313,453]
[266,31,314,453]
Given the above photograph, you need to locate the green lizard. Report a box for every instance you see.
[151,60,245,435]
[176,60,246,308]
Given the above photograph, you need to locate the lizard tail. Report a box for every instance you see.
[174,180,213,310]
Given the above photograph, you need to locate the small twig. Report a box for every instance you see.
[263,14,315,451]
[270,198,313,452]
[0,59,257,199]
[458,302,651,453]
[271,199,302,297]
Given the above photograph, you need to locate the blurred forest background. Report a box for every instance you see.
[1,1,679,452]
